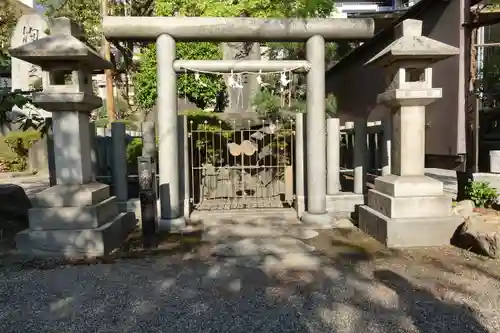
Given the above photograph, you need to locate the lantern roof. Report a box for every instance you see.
[9,17,112,70]
[365,19,459,68]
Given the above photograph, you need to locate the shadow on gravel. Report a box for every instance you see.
[374,269,489,333]
[0,222,496,332]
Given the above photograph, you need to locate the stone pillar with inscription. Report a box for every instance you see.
[222,42,261,114]
[358,19,461,248]
[9,17,137,258]
[10,14,48,92]
[220,42,262,128]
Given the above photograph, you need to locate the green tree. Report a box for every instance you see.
[134,0,337,111]
[38,0,154,49]
[0,1,31,127]
[0,0,21,52]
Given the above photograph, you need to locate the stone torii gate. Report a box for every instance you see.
[103,16,375,230]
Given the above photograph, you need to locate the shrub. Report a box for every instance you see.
[464,180,498,208]
[2,130,41,172]
[126,138,143,166]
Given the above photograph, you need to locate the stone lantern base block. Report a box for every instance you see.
[367,190,452,219]
[15,182,137,258]
[28,196,119,230]
[358,205,462,248]
[30,183,110,208]
[15,212,136,258]
[375,175,443,197]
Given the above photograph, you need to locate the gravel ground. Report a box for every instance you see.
[1,228,500,333]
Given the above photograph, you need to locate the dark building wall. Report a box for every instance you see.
[327,0,469,161]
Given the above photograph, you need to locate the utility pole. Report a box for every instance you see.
[101,0,115,121]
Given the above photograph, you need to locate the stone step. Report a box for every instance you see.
[216,252,322,272]
[30,182,110,208]
[16,212,137,258]
[202,224,319,242]
[189,208,300,228]
[211,237,316,257]
[28,196,118,231]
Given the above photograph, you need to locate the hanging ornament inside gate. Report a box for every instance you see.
[279,70,291,108]
[194,71,207,87]
[256,69,269,87]
[179,65,305,111]
[227,70,244,108]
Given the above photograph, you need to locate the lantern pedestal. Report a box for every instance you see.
[9,17,137,258]
[15,183,137,257]
[357,19,461,248]
[358,175,461,247]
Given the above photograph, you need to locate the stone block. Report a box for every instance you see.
[358,205,462,248]
[295,195,305,218]
[367,190,452,219]
[16,212,137,258]
[0,184,31,234]
[28,197,118,230]
[31,182,110,208]
[0,184,31,220]
[375,175,443,197]
[454,215,500,258]
[326,192,364,215]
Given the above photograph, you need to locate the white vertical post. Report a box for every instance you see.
[295,113,305,217]
[142,121,156,158]
[327,118,341,195]
[381,115,392,176]
[354,118,367,194]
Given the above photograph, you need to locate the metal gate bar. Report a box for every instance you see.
[188,117,294,210]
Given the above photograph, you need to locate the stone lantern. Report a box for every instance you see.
[9,17,136,258]
[358,19,461,248]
